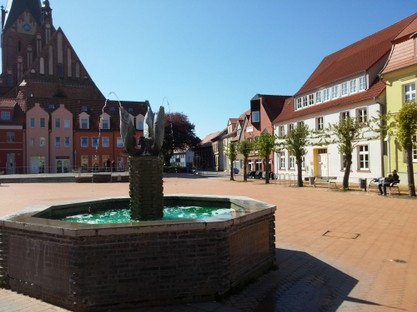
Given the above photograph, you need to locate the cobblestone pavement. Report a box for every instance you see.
[0,175,416,311]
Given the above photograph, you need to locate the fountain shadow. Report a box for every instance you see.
[225,248,361,312]
[243,248,402,312]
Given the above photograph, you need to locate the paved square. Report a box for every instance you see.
[1,176,416,311]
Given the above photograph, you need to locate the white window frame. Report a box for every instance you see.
[358,145,369,170]
[279,152,286,169]
[316,117,324,130]
[102,136,110,148]
[331,85,339,99]
[340,111,350,121]
[315,91,322,103]
[350,79,357,93]
[356,107,368,124]
[289,154,296,170]
[404,82,416,102]
[92,137,99,148]
[323,89,330,101]
[64,136,70,148]
[341,82,348,96]
[359,75,367,91]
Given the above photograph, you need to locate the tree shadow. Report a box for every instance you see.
[247,248,403,312]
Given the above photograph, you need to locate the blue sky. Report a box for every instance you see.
[48,1,416,138]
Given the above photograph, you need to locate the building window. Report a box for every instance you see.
[289,154,296,170]
[302,96,308,107]
[404,82,416,102]
[30,117,35,128]
[39,137,46,147]
[64,119,71,128]
[55,118,60,128]
[358,145,369,170]
[350,79,357,93]
[92,137,99,148]
[316,117,324,130]
[1,111,11,120]
[323,89,330,101]
[81,137,88,148]
[280,152,286,169]
[356,107,368,124]
[117,137,124,148]
[55,137,61,148]
[315,91,322,103]
[359,76,367,90]
[102,137,110,148]
[80,118,89,129]
[279,126,285,137]
[308,94,314,106]
[331,85,339,99]
[101,119,110,130]
[288,124,294,133]
[340,111,350,121]
[6,132,15,142]
[64,136,70,147]
[297,121,304,128]
[341,82,348,96]
[40,117,46,128]
[252,111,260,123]
[296,98,302,109]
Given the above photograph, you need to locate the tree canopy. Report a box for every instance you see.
[254,132,277,184]
[161,112,200,166]
[237,139,254,182]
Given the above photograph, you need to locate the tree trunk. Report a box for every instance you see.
[405,145,416,196]
[243,157,248,182]
[265,157,270,184]
[297,159,303,187]
[343,154,352,189]
[230,165,234,181]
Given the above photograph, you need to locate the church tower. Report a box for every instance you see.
[0,0,103,100]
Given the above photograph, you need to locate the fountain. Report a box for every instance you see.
[0,101,276,311]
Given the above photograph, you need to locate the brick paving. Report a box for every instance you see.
[0,175,416,311]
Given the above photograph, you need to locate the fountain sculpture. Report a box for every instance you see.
[119,101,165,220]
[0,101,277,311]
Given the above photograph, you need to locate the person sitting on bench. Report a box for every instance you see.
[378,170,399,196]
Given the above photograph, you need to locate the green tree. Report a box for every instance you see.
[254,132,277,184]
[377,103,417,196]
[324,116,363,190]
[227,142,237,181]
[279,123,310,187]
[161,112,200,166]
[237,139,254,182]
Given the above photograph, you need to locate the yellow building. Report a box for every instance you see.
[380,14,417,182]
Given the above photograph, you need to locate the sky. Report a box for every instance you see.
[28,1,417,138]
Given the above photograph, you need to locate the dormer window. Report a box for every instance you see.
[100,113,111,130]
[81,105,88,112]
[252,111,260,123]
[136,114,144,130]
[79,112,90,129]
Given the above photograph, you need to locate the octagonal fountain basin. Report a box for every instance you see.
[0,195,276,311]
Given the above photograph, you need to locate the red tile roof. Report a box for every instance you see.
[274,80,385,123]
[295,13,417,96]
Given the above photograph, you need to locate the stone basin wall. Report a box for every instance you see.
[0,196,276,311]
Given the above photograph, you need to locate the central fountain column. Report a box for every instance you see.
[129,156,164,220]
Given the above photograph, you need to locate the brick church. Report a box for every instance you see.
[0,0,147,174]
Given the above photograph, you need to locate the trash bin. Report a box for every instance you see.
[359,178,367,190]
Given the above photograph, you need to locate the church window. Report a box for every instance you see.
[40,57,45,75]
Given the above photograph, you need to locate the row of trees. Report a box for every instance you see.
[227,102,417,197]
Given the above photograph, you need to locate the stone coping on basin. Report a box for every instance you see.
[0,194,276,237]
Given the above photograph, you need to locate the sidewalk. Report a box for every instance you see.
[1,176,416,311]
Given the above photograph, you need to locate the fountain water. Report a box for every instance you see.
[0,98,277,311]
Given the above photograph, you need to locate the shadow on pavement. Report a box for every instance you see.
[252,248,359,312]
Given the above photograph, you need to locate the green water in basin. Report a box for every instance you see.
[62,206,234,224]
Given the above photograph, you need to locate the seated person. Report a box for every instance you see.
[378,170,399,195]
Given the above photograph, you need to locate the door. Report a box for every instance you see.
[318,149,328,177]
[6,153,16,174]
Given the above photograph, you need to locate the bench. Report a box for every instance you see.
[367,178,400,195]
[313,176,337,189]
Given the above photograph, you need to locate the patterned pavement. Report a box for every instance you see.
[0,175,416,311]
